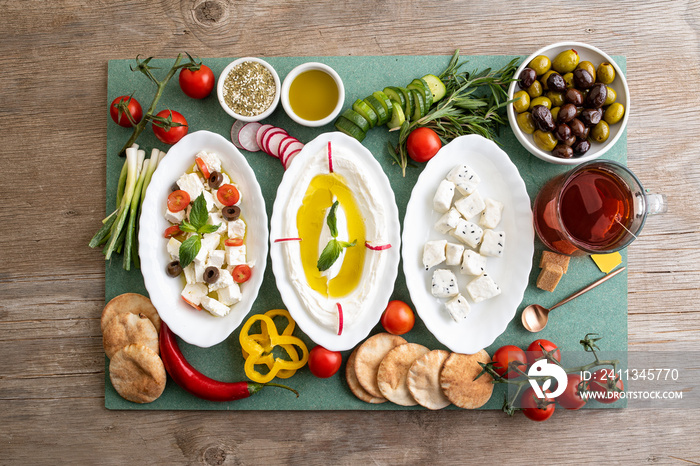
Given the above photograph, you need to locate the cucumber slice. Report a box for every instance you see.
[341,108,370,133]
[414,78,433,108]
[410,89,426,120]
[372,91,393,118]
[397,87,413,117]
[352,99,378,128]
[386,102,406,130]
[334,116,366,142]
[421,74,447,102]
[383,87,406,110]
[364,95,388,126]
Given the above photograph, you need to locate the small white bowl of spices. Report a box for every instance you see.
[217,57,281,122]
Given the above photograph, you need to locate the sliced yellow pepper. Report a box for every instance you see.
[239,309,309,383]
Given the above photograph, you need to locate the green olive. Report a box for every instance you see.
[529,55,552,76]
[604,86,617,106]
[591,120,610,142]
[516,112,536,134]
[525,80,543,98]
[552,49,580,73]
[563,72,575,89]
[529,96,552,110]
[540,70,556,91]
[597,62,616,84]
[576,61,596,82]
[513,91,530,113]
[533,130,558,151]
[604,102,625,125]
[551,106,561,121]
[546,91,565,107]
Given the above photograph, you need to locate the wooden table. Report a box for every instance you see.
[2,1,699,464]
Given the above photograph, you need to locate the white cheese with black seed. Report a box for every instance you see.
[431,269,459,298]
[454,190,486,220]
[446,164,481,195]
[433,179,456,213]
[423,240,447,270]
[450,218,484,248]
[466,273,501,303]
[480,230,505,258]
[445,294,471,322]
[434,207,461,234]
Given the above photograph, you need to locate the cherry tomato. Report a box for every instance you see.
[152,110,188,145]
[307,345,342,378]
[406,127,442,163]
[589,369,624,404]
[195,157,211,179]
[225,238,244,247]
[521,387,555,422]
[164,225,182,238]
[179,64,215,99]
[557,374,587,410]
[231,264,251,284]
[380,300,415,335]
[110,95,143,128]
[167,190,190,212]
[492,345,527,379]
[217,184,240,206]
[526,339,562,366]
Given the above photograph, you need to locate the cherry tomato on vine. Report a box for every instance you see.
[231,264,251,284]
[152,109,188,145]
[179,64,215,99]
[167,190,190,212]
[492,345,527,379]
[521,387,555,422]
[307,345,342,378]
[557,374,587,410]
[380,300,415,335]
[110,95,143,128]
[406,127,442,163]
[526,339,562,365]
[589,369,624,404]
[217,184,240,206]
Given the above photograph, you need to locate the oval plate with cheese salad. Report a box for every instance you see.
[402,134,534,354]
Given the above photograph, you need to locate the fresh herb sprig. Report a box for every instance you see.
[389,51,519,176]
[178,193,221,267]
[317,201,356,272]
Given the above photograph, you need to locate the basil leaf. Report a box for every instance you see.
[189,193,208,230]
[317,239,342,272]
[179,221,197,233]
[178,234,201,268]
[198,223,221,234]
[326,200,339,238]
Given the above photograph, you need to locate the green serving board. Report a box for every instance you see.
[105,55,627,410]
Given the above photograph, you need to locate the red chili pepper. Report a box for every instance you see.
[159,322,299,402]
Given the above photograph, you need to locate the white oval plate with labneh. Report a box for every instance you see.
[270,132,401,352]
[402,134,534,354]
[139,130,268,348]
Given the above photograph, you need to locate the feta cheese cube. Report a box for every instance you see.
[208,267,234,292]
[445,242,465,266]
[454,191,486,220]
[461,250,487,276]
[183,263,197,285]
[167,237,181,260]
[207,249,226,269]
[207,212,227,234]
[177,172,205,200]
[202,190,216,212]
[479,198,504,229]
[423,240,447,270]
[194,259,207,282]
[480,230,505,258]
[195,151,222,174]
[450,219,484,248]
[181,283,208,306]
[446,164,481,195]
[466,273,501,303]
[200,296,231,317]
[194,244,209,264]
[445,294,471,322]
[217,283,242,306]
[225,245,247,266]
[221,172,230,186]
[434,207,461,234]
[164,208,185,224]
[431,269,459,298]
[228,219,246,239]
[433,180,456,213]
[201,233,221,255]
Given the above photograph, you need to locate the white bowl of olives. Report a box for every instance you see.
[507,42,629,165]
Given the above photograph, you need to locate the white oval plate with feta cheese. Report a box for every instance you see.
[139,130,268,348]
[402,134,534,354]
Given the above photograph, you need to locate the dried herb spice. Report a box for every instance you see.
[222,61,276,116]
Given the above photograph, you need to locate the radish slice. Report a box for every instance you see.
[278,136,297,158]
[230,120,247,150]
[336,303,343,335]
[266,132,288,159]
[256,124,275,150]
[238,122,262,152]
[285,141,304,156]
[327,141,333,173]
[262,128,287,156]
[274,237,302,243]
[283,149,301,170]
[365,241,392,251]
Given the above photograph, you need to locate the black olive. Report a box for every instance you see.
[573,139,591,156]
[573,69,594,89]
[222,205,241,221]
[557,104,577,124]
[518,67,537,89]
[555,123,572,142]
[203,266,220,284]
[546,73,566,93]
[564,88,583,106]
[531,105,555,132]
[552,144,574,159]
[166,260,183,277]
[585,83,607,108]
[569,118,589,139]
[171,183,180,192]
[563,135,577,147]
[581,108,603,127]
[208,171,224,189]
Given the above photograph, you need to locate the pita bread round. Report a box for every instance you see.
[101,293,161,333]
[103,312,159,359]
[407,349,451,410]
[345,348,386,404]
[109,344,166,403]
[377,343,430,406]
[354,333,407,398]
[440,350,493,409]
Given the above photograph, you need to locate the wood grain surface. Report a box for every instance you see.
[2,0,699,464]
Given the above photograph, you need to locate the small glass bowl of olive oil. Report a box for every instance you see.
[281,62,345,127]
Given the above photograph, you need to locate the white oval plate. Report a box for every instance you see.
[139,130,268,348]
[269,132,401,351]
[402,135,534,354]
